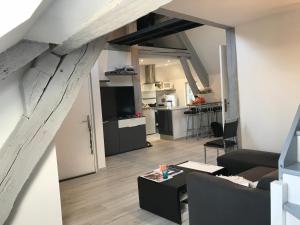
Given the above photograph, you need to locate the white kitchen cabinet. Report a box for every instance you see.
[143,108,156,135]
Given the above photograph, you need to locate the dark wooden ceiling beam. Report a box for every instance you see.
[109,18,202,46]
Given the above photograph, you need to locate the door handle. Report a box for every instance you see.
[224,99,229,112]
[82,115,94,155]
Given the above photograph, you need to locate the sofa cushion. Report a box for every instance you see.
[238,166,276,182]
[217,175,256,187]
[217,149,280,175]
[257,170,278,191]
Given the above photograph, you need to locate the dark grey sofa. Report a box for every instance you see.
[187,149,280,225]
[217,149,279,175]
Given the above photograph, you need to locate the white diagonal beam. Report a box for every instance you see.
[180,57,199,96]
[177,32,209,87]
[0,37,105,225]
[53,0,172,55]
[226,28,240,120]
[22,51,61,117]
[0,40,49,81]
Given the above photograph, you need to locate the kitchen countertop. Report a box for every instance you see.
[142,106,189,111]
[142,102,222,111]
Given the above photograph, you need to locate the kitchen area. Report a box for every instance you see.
[140,55,223,141]
[97,14,227,151]
[102,12,227,144]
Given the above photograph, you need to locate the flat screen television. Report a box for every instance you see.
[100,86,135,121]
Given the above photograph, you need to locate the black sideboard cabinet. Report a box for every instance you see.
[103,118,146,156]
[103,121,120,156]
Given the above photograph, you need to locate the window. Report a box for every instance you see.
[185,82,195,105]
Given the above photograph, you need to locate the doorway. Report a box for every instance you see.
[55,75,96,181]
[138,25,227,141]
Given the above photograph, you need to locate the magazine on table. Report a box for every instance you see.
[142,167,183,183]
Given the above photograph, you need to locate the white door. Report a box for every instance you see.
[219,45,229,125]
[55,75,96,180]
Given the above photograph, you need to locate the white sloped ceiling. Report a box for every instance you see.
[0,0,53,53]
[163,0,300,26]
[186,25,226,75]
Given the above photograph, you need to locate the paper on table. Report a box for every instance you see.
[177,161,223,173]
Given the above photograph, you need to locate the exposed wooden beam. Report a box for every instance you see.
[128,22,142,113]
[177,32,209,87]
[104,45,192,58]
[109,18,201,46]
[180,57,199,96]
[22,52,61,117]
[0,40,49,81]
[226,28,241,147]
[53,0,172,55]
[226,28,240,120]
[138,46,191,58]
[0,37,105,225]
[105,43,131,52]
[131,46,142,113]
[155,8,232,30]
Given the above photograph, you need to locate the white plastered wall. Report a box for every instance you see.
[236,8,300,153]
[7,144,62,225]
[98,50,133,86]
[186,25,226,102]
[0,68,62,225]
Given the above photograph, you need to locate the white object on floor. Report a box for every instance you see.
[177,161,223,173]
[147,133,160,142]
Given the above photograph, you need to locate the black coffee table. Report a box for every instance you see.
[137,164,225,224]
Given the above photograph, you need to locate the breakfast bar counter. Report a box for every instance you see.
[156,107,188,140]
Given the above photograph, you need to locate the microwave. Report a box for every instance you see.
[163,82,173,90]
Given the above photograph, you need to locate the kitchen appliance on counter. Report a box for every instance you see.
[157,94,178,107]
[165,94,177,107]
[162,82,174,90]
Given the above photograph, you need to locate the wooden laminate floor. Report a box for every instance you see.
[59,137,222,225]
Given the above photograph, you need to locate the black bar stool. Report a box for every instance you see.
[184,108,198,138]
[197,104,213,137]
